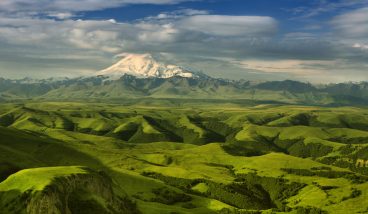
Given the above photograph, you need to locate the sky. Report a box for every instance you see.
[0,0,367,83]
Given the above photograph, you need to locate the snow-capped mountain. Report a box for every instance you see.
[96,53,206,79]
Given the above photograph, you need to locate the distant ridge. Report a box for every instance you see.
[0,54,368,107]
[0,75,367,106]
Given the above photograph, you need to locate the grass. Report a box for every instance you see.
[0,166,87,192]
[1,102,368,213]
[0,166,139,214]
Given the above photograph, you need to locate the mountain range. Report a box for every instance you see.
[1,54,368,214]
[0,53,367,106]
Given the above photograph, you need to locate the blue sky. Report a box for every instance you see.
[0,0,367,82]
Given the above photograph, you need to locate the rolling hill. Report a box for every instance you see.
[1,54,368,213]
[1,102,368,213]
[0,75,367,106]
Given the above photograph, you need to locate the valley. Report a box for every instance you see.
[1,102,368,213]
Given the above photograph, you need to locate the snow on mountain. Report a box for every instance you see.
[96,53,205,79]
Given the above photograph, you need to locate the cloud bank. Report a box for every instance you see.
[0,0,367,82]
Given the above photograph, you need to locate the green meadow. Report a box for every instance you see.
[1,101,368,213]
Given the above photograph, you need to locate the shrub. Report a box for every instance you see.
[295,206,327,214]
[151,187,192,205]
[342,188,362,201]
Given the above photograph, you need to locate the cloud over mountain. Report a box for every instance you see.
[0,0,367,82]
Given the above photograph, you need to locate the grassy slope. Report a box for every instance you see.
[1,102,368,213]
[0,166,138,214]
[0,166,87,192]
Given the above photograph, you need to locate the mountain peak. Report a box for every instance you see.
[96,53,205,79]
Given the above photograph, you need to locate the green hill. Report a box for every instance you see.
[0,166,138,214]
[1,76,367,106]
[1,102,368,213]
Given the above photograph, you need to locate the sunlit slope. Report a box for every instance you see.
[1,102,368,213]
[0,166,137,214]
[0,126,104,182]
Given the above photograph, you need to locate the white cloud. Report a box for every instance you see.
[179,15,278,37]
[0,4,367,82]
[331,7,368,38]
[137,24,179,42]
[0,12,279,51]
[353,43,368,50]
[68,29,121,52]
[0,17,129,53]
[107,19,117,24]
[234,59,330,75]
[150,9,209,20]
[283,32,316,40]
[0,18,57,44]
[47,12,74,19]
[290,0,368,19]
[231,58,368,83]
[0,11,283,79]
